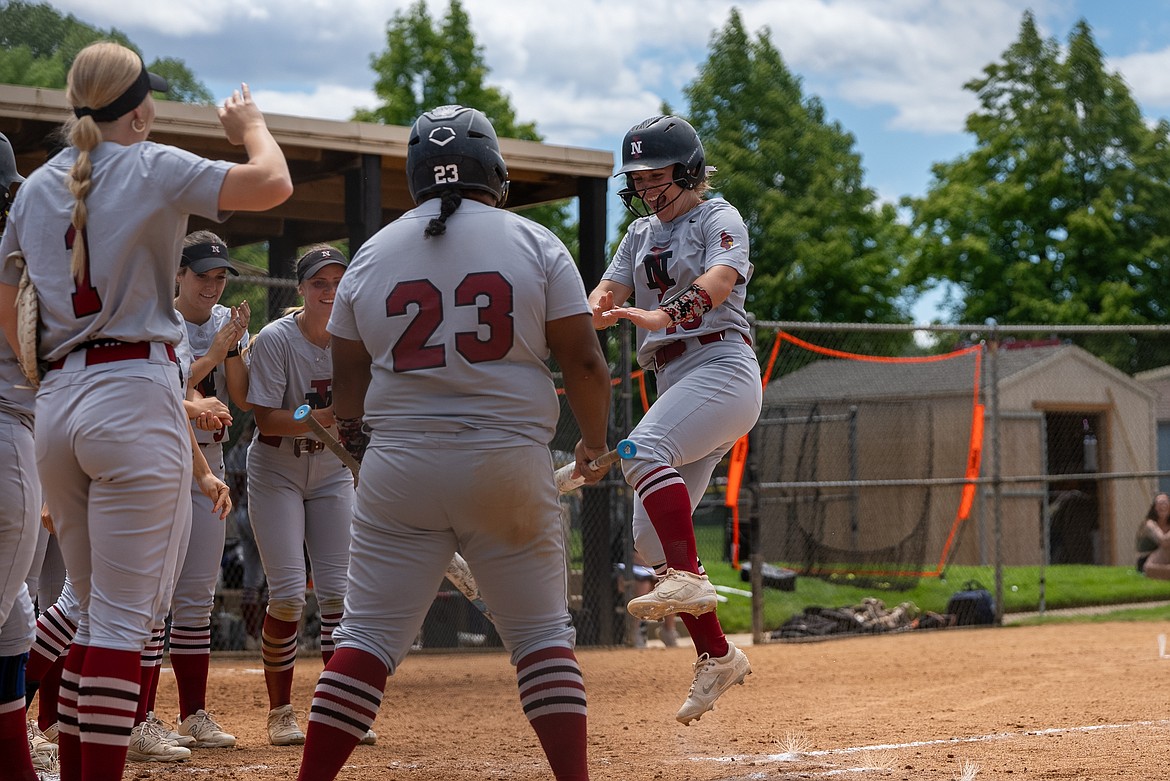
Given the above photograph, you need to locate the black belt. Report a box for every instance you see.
[652,330,750,371]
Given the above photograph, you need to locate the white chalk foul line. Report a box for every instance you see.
[697,718,1170,765]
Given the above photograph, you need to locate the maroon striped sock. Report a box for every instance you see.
[28,604,76,682]
[169,623,211,719]
[35,653,66,730]
[135,627,164,723]
[635,467,699,571]
[0,654,37,781]
[262,614,300,707]
[78,646,140,781]
[678,612,729,659]
[297,647,386,781]
[516,646,588,781]
[319,611,342,666]
[57,643,85,781]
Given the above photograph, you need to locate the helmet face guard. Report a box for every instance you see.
[406,105,510,207]
[615,115,705,218]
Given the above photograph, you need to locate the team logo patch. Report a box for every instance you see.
[629,138,643,159]
[429,127,456,147]
[720,231,734,250]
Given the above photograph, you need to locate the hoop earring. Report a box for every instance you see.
[131,118,146,134]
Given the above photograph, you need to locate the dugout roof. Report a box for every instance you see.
[0,83,614,286]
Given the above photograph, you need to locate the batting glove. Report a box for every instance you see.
[336,416,370,464]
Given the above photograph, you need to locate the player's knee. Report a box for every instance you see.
[266,597,304,622]
[621,450,675,488]
[317,596,343,616]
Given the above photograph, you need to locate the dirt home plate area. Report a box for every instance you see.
[108,622,1168,780]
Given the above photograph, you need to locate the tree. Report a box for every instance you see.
[682,9,911,324]
[0,0,211,102]
[355,0,574,252]
[905,12,1170,335]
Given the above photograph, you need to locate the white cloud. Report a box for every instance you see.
[1110,50,1170,111]
[250,85,378,122]
[37,0,1169,203]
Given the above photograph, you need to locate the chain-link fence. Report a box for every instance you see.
[208,274,1170,650]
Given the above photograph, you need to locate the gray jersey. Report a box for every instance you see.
[185,304,249,445]
[604,198,753,370]
[329,198,589,446]
[0,142,230,361]
[247,312,332,441]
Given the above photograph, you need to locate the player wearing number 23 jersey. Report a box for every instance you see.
[295,105,611,781]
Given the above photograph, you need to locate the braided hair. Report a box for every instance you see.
[424,190,463,238]
[63,43,143,283]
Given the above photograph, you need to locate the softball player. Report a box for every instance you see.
[0,41,290,779]
[0,131,54,778]
[246,245,357,747]
[589,115,761,725]
[295,104,611,781]
[165,231,249,749]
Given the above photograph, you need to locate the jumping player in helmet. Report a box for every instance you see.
[590,114,759,726]
[615,115,706,219]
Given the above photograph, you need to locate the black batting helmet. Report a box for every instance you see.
[0,132,24,189]
[617,115,705,185]
[406,105,509,207]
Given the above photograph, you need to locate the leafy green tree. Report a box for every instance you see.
[682,9,911,324]
[356,0,574,250]
[905,12,1170,338]
[0,0,210,102]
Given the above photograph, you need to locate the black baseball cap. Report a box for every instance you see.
[297,247,348,282]
[181,241,238,275]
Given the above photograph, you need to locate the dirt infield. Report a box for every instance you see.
[124,621,1170,780]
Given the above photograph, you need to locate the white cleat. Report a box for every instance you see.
[127,720,192,762]
[359,727,378,745]
[27,720,59,772]
[627,569,718,621]
[145,711,196,748]
[676,642,752,725]
[178,709,237,748]
[267,704,306,746]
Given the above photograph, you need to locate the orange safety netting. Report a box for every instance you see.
[734,331,984,578]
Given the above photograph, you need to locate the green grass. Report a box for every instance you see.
[692,527,1170,634]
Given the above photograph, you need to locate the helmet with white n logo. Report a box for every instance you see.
[406,105,510,206]
[617,115,704,182]
[615,115,705,217]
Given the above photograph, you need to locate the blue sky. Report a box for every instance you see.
[42,0,1170,319]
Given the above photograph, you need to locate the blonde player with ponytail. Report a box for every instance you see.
[0,41,291,780]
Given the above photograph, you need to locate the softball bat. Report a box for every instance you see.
[292,404,492,621]
[553,439,636,493]
[293,404,361,478]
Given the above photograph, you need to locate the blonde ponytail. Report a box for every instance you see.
[63,41,143,283]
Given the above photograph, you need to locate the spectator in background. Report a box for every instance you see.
[1137,492,1170,579]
